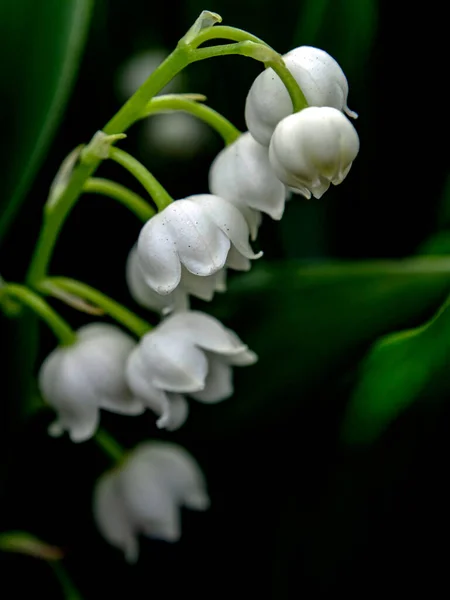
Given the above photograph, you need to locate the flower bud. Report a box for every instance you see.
[269,107,359,199]
[209,132,288,221]
[137,194,261,295]
[39,323,144,442]
[245,45,357,146]
[93,441,209,562]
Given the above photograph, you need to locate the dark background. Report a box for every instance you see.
[1,0,450,597]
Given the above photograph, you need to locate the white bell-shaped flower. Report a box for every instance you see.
[268,107,360,199]
[39,323,144,442]
[126,310,257,428]
[209,132,288,221]
[137,194,262,295]
[93,441,209,563]
[126,245,226,315]
[245,45,357,146]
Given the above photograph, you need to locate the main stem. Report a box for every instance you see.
[27,46,190,286]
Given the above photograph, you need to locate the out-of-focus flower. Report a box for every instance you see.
[137,194,262,295]
[116,49,183,100]
[93,441,209,562]
[126,245,226,315]
[269,107,360,199]
[126,311,257,428]
[209,131,288,221]
[245,45,357,146]
[142,112,213,159]
[38,324,144,442]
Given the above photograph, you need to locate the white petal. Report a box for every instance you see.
[163,393,190,431]
[125,348,172,426]
[126,245,186,313]
[190,194,262,260]
[209,132,287,220]
[190,355,233,403]
[119,458,182,543]
[128,442,209,511]
[139,330,208,392]
[214,268,227,292]
[225,245,251,271]
[93,471,139,563]
[98,394,145,416]
[137,213,182,294]
[180,266,225,301]
[159,311,250,358]
[164,200,231,276]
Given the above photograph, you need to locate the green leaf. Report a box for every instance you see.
[187,258,450,436]
[0,0,93,241]
[341,292,450,445]
[0,530,63,560]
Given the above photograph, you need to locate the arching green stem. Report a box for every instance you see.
[1,284,75,346]
[38,277,152,337]
[143,95,241,145]
[108,147,173,211]
[83,178,155,221]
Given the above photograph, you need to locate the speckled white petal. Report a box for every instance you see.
[93,471,139,563]
[164,200,231,276]
[190,356,233,403]
[189,194,262,260]
[126,245,188,313]
[209,132,287,220]
[137,213,182,294]
[138,330,208,392]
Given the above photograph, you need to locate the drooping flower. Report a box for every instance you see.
[126,245,226,315]
[38,323,144,442]
[245,45,357,146]
[268,107,360,199]
[126,310,257,428]
[209,132,288,221]
[93,441,209,563]
[137,194,261,295]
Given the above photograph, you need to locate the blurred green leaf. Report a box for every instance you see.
[293,0,331,47]
[0,530,63,560]
[341,292,450,445]
[293,0,378,78]
[416,230,450,256]
[189,258,450,436]
[0,0,93,241]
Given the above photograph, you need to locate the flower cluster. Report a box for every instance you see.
[35,40,359,558]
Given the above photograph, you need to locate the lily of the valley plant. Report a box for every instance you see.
[0,10,359,577]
